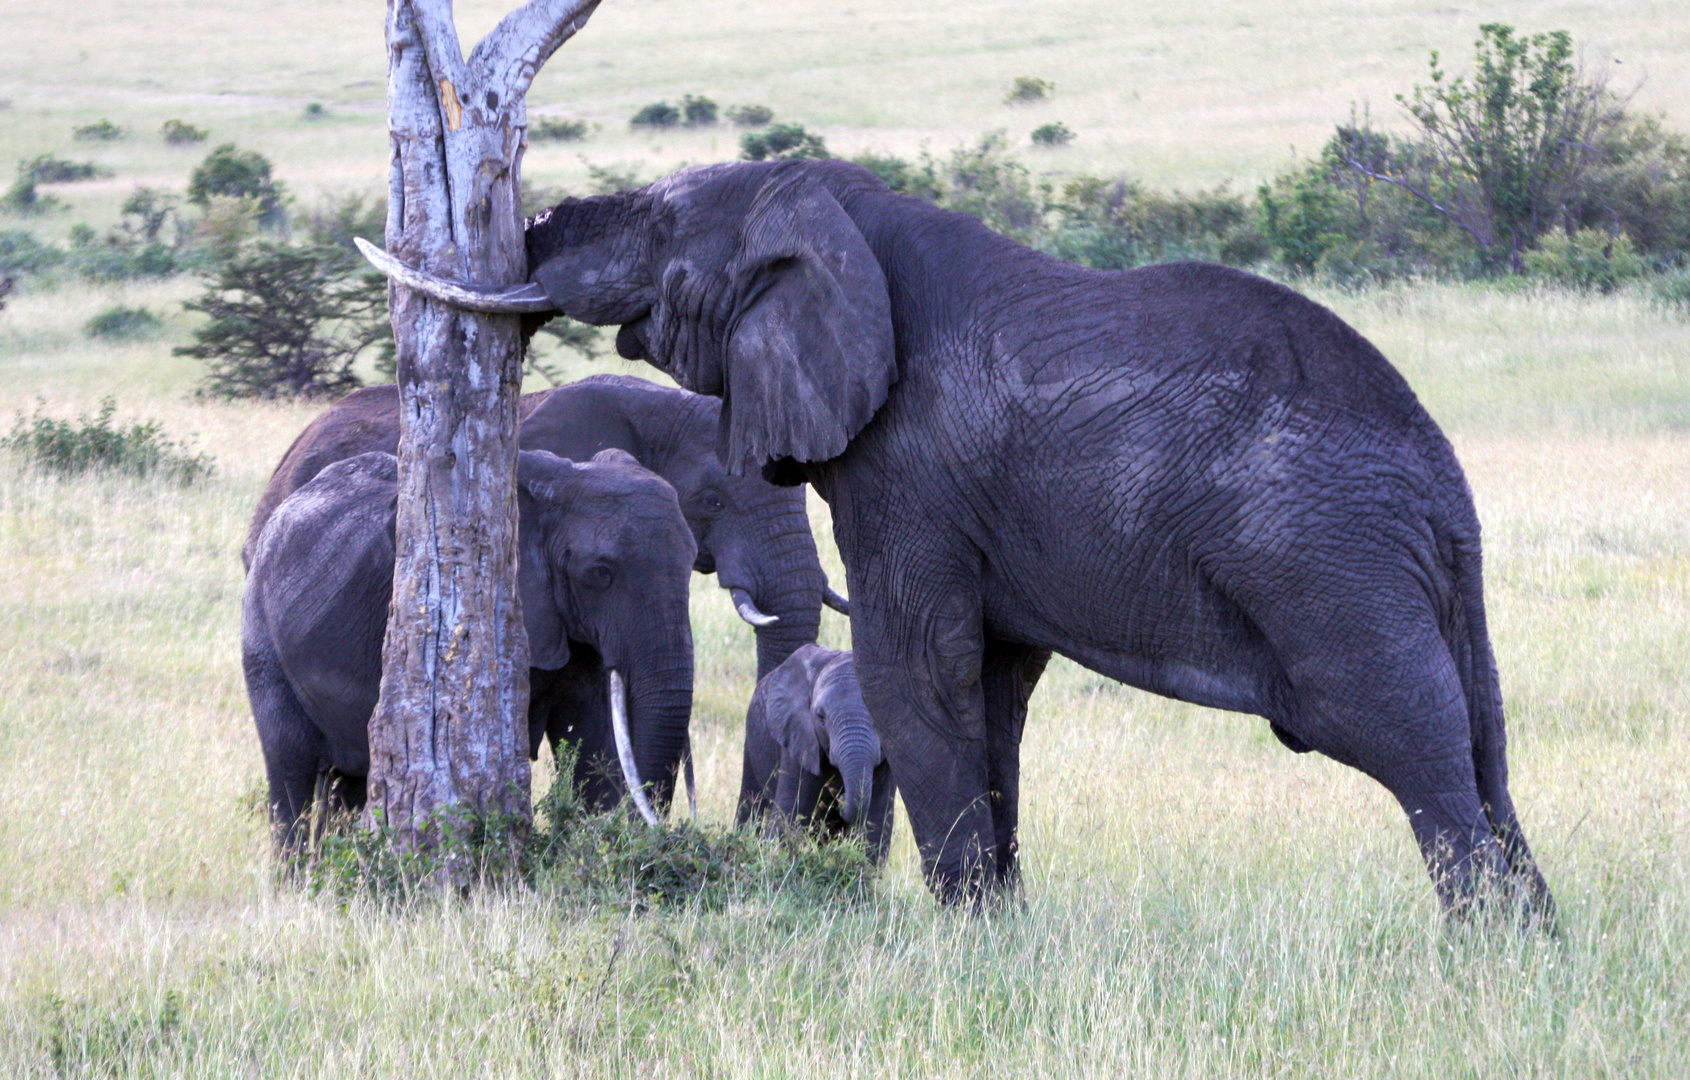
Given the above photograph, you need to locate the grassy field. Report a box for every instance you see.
[4,0,1690,1076]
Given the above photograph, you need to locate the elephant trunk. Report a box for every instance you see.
[621,645,694,820]
[733,504,828,681]
[828,708,881,825]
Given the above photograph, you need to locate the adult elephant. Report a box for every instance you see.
[244,448,697,844]
[244,375,844,681]
[359,159,1554,916]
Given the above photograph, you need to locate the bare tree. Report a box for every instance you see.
[367,0,600,871]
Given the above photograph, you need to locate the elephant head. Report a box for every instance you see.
[758,645,884,827]
[356,159,898,484]
[515,448,697,820]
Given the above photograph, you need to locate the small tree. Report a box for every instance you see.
[187,144,286,226]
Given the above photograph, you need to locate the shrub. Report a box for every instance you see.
[85,306,163,340]
[740,123,829,161]
[302,102,327,121]
[940,132,1044,242]
[531,117,587,142]
[187,144,286,226]
[160,119,208,146]
[177,242,385,400]
[72,119,124,142]
[21,155,109,184]
[1006,76,1053,104]
[726,104,774,128]
[0,228,64,277]
[1524,228,1644,292]
[0,177,59,216]
[851,152,943,201]
[65,188,187,281]
[1571,113,1690,269]
[586,162,643,194]
[680,94,718,127]
[1051,176,1267,270]
[630,102,681,129]
[1030,122,1074,148]
[298,191,386,268]
[4,398,212,483]
[1648,268,1690,312]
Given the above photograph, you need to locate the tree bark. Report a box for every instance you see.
[368,0,600,870]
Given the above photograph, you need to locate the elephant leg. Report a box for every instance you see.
[243,642,324,852]
[980,639,1051,890]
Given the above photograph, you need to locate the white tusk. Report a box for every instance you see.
[730,587,779,628]
[823,583,850,616]
[609,669,660,827]
[683,738,697,820]
[353,237,557,314]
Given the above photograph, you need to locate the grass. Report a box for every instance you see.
[2,0,1689,1075]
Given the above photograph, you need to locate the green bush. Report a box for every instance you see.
[1570,114,1690,270]
[21,155,108,184]
[64,188,188,281]
[740,123,829,162]
[1051,176,1266,270]
[726,104,773,128]
[939,132,1044,242]
[1006,76,1053,104]
[1648,268,1690,312]
[302,102,327,121]
[1524,228,1644,292]
[85,306,162,340]
[680,94,718,127]
[160,119,208,146]
[0,228,64,277]
[4,398,212,483]
[186,144,286,226]
[0,177,59,216]
[531,117,587,142]
[630,102,681,129]
[1030,122,1074,148]
[851,152,943,201]
[72,119,124,142]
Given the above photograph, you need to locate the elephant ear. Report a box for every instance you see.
[760,644,830,775]
[516,452,574,671]
[719,169,897,477]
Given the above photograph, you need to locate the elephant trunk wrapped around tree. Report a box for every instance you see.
[361,159,1554,920]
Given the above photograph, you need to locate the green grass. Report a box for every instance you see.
[3,1,1690,1076]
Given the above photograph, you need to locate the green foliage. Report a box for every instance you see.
[1006,76,1053,104]
[532,116,588,142]
[851,151,943,201]
[1524,228,1644,292]
[0,228,64,277]
[177,242,384,400]
[186,144,286,226]
[1052,176,1267,269]
[72,118,125,141]
[4,398,213,483]
[302,102,327,121]
[160,118,208,145]
[64,188,189,281]
[630,102,681,129]
[0,176,59,216]
[1571,113,1690,269]
[739,123,829,161]
[939,132,1044,242]
[680,94,719,127]
[726,103,774,128]
[1030,121,1074,147]
[21,155,109,184]
[85,305,163,340]
[37,989,186,1077]
[1649,267,1690,312]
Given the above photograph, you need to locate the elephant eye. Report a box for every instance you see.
[699,489,725,514]
[580,563,614,590]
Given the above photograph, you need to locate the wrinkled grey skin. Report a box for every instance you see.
[405,158,1552,917]
[737,645,894,863]
[244,376,829,681]
[243,449,696,845]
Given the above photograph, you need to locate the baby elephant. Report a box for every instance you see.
[737,645,894,862]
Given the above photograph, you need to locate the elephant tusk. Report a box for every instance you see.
[683,737,698,820]
[729,587,779,627]
[353,237,557,314]
[823,582,851,616]
[609,669,660,827]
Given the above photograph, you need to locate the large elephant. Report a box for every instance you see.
[360,159,1554,917]
[737,645,894,863]
[244,375,843,681]
[243,448,697,842]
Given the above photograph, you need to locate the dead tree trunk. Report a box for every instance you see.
[368,0,600,868]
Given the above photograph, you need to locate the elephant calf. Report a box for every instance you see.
[243,448,697,845]
[737,645,894,863]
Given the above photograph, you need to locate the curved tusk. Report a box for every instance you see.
[682,737,697,820]
[608,669,660,827]
[823,582,851,616]
[729,587,779,628]
[353,237,557,314]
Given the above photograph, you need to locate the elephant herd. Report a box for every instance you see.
[245,157,1555,919]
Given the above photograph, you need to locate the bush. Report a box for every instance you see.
[740,123,829,162]
[160,119,208,146]
[21,155,109,184]
[630,102,681,129]
[64,188,188,281]
[680,94,718,127]
[85,306,162,340]
[851,152,943,201]
[726,104,774,128]
[72,119,124,142]
[939,132,1044,242]
[177,242,385,400]
[1006,76,1053,104]
[1030,122,1074,148]
[298,191,386,267]
[0,177,59,216]
[1050,176,1267,270]
[4,398,212,483]
[0,228,64,277]
[302,102,327,121]
[187,144,286,226]
[531,117,587,142]
[1571,113,1690,269]
[1524,228,1644,292]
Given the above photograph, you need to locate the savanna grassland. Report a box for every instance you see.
[4,2,1690,1077]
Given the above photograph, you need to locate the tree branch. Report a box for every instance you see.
[471,0,602,100]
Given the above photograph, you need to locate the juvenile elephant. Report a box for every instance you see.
[243,448,697,842]
[737,645,894,863]
[361,159,1553,917]
[244,374,846,681]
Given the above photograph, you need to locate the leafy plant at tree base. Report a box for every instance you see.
[531,117,587,142]
[187,144,286,226]
[4,398,212,483]
[740,123,829,161]
[680,94,718,127]
[1006,76,1053,104]
[160,119,208,146]
[73,119,124,142]
[1524,228,1644,292]
[1031,122,1074,147]
[630,102,681,129]
[178,242,386,400]
[726,104,773,128]
[85,306,162,340]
